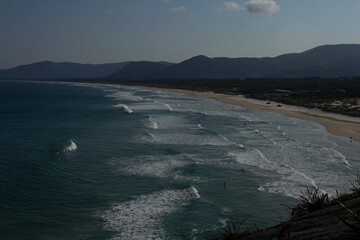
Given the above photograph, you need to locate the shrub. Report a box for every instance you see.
[215,218,261,240]
[350,173,360,195]
[293,187,329,217]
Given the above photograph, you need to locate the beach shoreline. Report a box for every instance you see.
[134,86,360,142]
[4,80,360,142]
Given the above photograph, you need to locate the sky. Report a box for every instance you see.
[1,0,360,69]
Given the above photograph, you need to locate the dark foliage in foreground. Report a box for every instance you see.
[210,218,261,240]
[293,187,330,217]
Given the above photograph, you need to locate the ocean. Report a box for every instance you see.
[1,80,360,240]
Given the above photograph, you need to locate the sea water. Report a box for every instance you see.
[1,81,360,240]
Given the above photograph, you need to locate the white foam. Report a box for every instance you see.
[323,136,352,169]
[147,117,159,129]
[254,149,272,164]
[254,129,276,145]
[109,154,201,181]
[219,134,245,149]
[191,228,199,240]
[150,121,158,129]
[191,185,201,199]
[222,207,232,214]
[65,140,77,152]
[144,115,189,130]
[282,164,318,189]
[113,104,133,113]
[230,149,319,198]
[130,101,170,112]
[178,104,208,115]
[240,115,253,122]
[276,125,288,137]
[163,103,172,111]
[99,187,200,240]
[154,100,173,111]
[146,132,231,146]
[105,91,144,102]
[218,218,230,228]
[124,158,187,179]
[189,123,205,130]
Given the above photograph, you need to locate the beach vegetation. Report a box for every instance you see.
[334,191,359,203]
[350,173,360,195]
[293,187,330,217]
[211,218,261,240]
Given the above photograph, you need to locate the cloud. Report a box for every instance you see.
[171,5,187,13]
[104,10,114,15]
[245,0,280,14]
[219,2,244,11]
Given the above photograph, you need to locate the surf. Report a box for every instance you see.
[64,139,77,152]
[113,103,133,113]
[99,187,200,239]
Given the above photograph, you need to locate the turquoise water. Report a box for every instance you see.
[1,81,360,240]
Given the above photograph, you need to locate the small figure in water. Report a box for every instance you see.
[223,181,227,189]
[350,137,353,142]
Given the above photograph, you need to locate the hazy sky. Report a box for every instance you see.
[1,0,360,68]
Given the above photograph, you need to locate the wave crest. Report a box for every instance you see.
[99,187,200,239]
[65,140,77,152]
[113,104,133,113]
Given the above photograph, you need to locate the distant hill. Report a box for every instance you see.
[147,44,360,79]
[2,44,360,80]
[108,61,173,79]
[147,55,252,79]
[0,61,128,79]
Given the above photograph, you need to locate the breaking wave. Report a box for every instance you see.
[323,136,352,169]
[99,187,200,240]
[64,139,77,152]
[148,117,159,129]
[113,104,133,113]
[154,100,173,111]
[230,149,319,198]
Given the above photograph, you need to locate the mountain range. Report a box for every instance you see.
[1,44,360,80]
[0,61,128,79]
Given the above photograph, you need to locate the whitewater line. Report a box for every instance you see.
[254,129,277,145]
[254,149,319,189]
[153,100,173,111]
[220,135,245,149]
[113,103,133,113]
[323,135,351,169]
[65,139,77,152]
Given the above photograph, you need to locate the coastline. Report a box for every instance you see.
[135,86,360,142]
[4,80,360,141]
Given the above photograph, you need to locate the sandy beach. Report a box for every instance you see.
[138,86,360,142]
